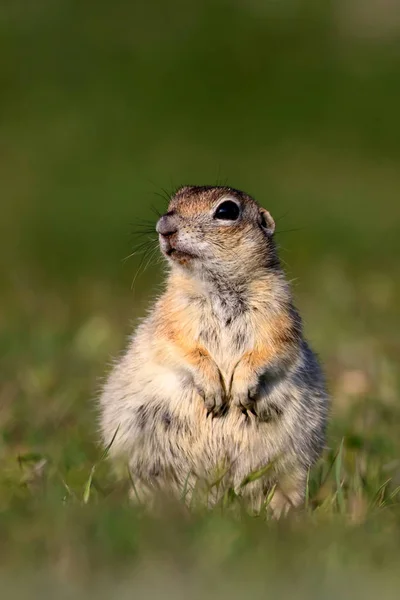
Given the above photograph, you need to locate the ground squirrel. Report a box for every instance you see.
[99,185,329,516]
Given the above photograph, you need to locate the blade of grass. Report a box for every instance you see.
[221,487,239,513]
[207,464,234,491]
[379,484,400,508]
[370,478,392,508]
[335,439,345,514]
[239,460,275,488]
[304,468,310,511]
[319,447,342,490]
[181,470,192,503]
[127,466,143,505]
[261,484,277,515]
[83,465,96,504]
[83,426,120,504]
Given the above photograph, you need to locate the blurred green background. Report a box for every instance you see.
[1,0,400,596]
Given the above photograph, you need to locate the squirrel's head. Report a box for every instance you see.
[156,186,278,280]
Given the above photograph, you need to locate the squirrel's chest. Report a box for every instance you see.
[197,313,253,373]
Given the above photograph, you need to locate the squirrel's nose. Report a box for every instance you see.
[156,213,178,237]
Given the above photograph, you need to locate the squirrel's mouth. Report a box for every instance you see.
[160,239,197,262]
[165,247,196,260]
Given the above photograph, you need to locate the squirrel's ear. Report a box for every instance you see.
[259,208,275,236]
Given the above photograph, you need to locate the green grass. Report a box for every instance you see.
[1,1,400,597]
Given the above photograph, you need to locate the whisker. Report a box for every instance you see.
[142,245,160,274]
[122,246,152,263]
[274,210,291,223]
[130,244,158,290]
[160,186,174,204]
[275,227,306,235]
[130,236,156,248]
[129,225,156,232]
[123,237,157,263]
[130,229,156,237]
[143,178,172,206]
[214,166,228,188]
[129,218,156,225]
[152,192,169,206]
[150,204,162,218]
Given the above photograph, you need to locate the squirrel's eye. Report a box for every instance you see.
[213,200,240,221]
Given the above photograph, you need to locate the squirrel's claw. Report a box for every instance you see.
[203,391,226,418]
[231,385,258,416]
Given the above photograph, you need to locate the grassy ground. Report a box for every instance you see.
[1,1,400,597]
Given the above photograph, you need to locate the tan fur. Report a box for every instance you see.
[99,185,328,516]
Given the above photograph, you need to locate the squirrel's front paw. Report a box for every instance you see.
[195,380,226,417]
[230,379,259,414]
